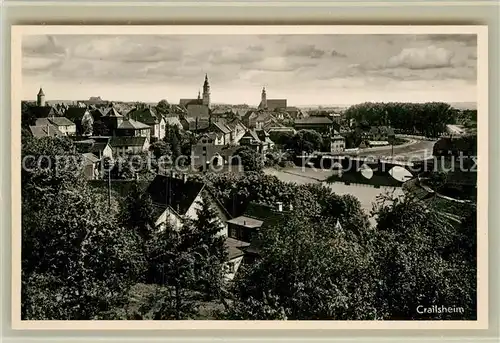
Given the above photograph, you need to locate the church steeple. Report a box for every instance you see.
[197,90,201,100]
[202,74,211,108]
[259,86,267,109]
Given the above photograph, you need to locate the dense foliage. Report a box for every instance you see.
[21,134,477,320]
[344,102,456,138]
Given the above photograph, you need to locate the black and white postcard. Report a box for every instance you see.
[11,25,488,330]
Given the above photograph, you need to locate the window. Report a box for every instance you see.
[230,227,237,238]
[227,262,235,273]
[161,124,165,129]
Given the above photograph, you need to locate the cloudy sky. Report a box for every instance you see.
[22,33,477,106]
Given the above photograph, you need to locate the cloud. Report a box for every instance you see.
[285,44,325,59]
[331,50,347,57]
[243,56,317,72]
[422,34,477,46]
[23,35,67,57]
[70,36,183,63]
[23,56,65,74]
[207,47,262,65]
[386,45,455,70]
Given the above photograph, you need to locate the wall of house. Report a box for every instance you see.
[159,119,166,139]
[102,145,113,159]
[155,208,183,230]
[225,256,244,281]
[233,125,246,144]
[331,139,346,152]
[60,125,77,135]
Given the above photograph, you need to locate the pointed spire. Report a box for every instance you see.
[38,87,45,96]
[198,90,201,99]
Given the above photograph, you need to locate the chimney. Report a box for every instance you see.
[46,124,50,136]
[276,201,283,212]
[182,173,187,183]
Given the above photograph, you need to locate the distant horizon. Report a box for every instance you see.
[22,97,478,110]
[23,33,477,106]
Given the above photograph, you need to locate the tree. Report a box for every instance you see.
[119,181,156,242]
[146,225,200,319]
[269,131,294,147]
[150,140,171,160]
[156,99,170,115]
[22,136,146,319]
[184,195,228,300]
[370,195,476,319]
[234,147,264,172]
[285,130,323,155]
[81,111,94,136]
[163,123,182,162]
[226,212,377,320]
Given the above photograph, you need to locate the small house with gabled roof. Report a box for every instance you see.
[127,105,167,140]
[146,174,231,235]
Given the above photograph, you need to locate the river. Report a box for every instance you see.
[264,167,404,225]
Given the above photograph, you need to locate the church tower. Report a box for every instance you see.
[37,87,46,107]
[259,87,267,109]
[202,74,211,108]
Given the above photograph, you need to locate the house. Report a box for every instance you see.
[180,117,210,133]
[198,131,224,146]
[255,130,275,150]
[267,126,296,135]
[73,137,113,160]
[146,174,230,234]
[239,129,273,153]
[285,106,303,119]
[27,105,59,119]
[65,107,92,133]
[433,135,477,157]
[186,103,210,118]
[127,106,166,140]
[35,117,77,136]
[214,117,247,144]
[190,140,240,168]
[147,174,248,279]
[29,124,64,138]
[224,237,251,280]
[294,116,333,134]
[99,106,125,133]
[109,136,150,156]
[113,118,151,139]
[329,112,342,125]
[242,110,276,129]
[209,121,233,145]
[366,126,395,142]
[226,201,289,264]
[330,135,346,153]
[163,115,184,130]
[81,153,100,180]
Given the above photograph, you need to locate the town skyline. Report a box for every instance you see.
[22,33,477,105]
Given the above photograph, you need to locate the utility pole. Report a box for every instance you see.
[108,167,111,208]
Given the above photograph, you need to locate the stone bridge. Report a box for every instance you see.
[293,154,432,188]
